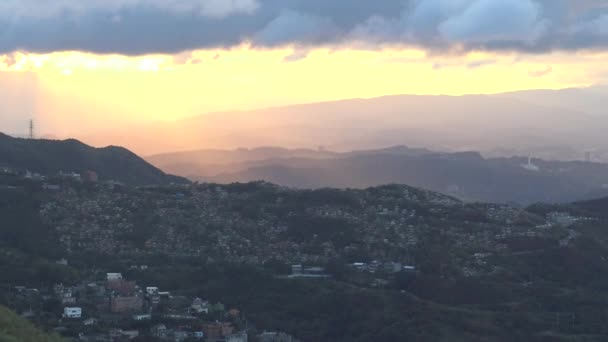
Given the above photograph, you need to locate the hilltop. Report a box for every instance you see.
[0,133,187,186]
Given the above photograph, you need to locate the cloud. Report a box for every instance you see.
[283,50,310,63]
[254,10,340,47]
[466,59,496,69]
[438,0,547,44]
[528,66,553,77]
[430,58,496,70]
[1,0,608,55]
[0,0,260,19]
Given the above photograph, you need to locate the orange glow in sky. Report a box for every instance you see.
[1,46,607,136]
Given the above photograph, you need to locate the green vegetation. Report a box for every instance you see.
[0,305,65,342]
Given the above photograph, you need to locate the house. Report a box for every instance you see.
[106,273,123,281]
[146,287,159,295]
[63,307,82,319]
[384,262,403,273]
[61,296,77,305]
[149,293,161,305]
[403,265,416,272]
[291,264,302,275]
[226,331,248,342]
[351,262,367,271]
[368,261,382,273]
[173,331,190,341]
[191,298,210,314]
[201,322,233,340]
[151,324,168,339]
[55,258,68,266]
[109,329,123,340]
[43,184,61,191]
[132,314,151,321]
[258,331,297,342]
[83,318,98,326]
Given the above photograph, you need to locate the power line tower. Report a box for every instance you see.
[28,119,35,139]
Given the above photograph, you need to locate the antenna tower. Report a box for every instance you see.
[28,119,35,139]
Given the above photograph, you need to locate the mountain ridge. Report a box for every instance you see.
[0,133,188,186]
[78,86,608,158]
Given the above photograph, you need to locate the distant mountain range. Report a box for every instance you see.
[0,133,187,186]
[147,146,608,204]
[81,86,608,162]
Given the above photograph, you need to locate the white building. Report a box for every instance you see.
[146,287,159,295]
[191,298,210,314]
[133,314,152,321]
[107,273,123,281]
[226,331,248,342]
[63,307,82,319]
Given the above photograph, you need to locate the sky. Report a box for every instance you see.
[1,0,608,137]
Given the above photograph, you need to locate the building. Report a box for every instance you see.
[227,309,241,318]
[173,331,190,341]
[61,295,77,305]
[56,258,68,266]
[107,279,137,295]
[132,314,152,321]
[226,331,248,342]
[191,298,210,314]
[146,287,159,295]
[403,265,416,272]
[288,265,330,278]
[384,262,403,273]
[151,324,168,339]
[43,184,61,191]
[63,307,82,319]
[110,294,144,313]
[83,318,97,326]
[106,273,123,281]
[351,262,367,271]
[201,322,234,340]
[258,331,298,342]
[291,264,302,275]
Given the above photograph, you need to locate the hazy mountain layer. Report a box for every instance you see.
[81,87,608,161]
[148,146,608,204]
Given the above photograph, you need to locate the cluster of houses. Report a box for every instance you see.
[19,272,258,341]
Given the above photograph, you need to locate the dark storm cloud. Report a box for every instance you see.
[1,0,608,55]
